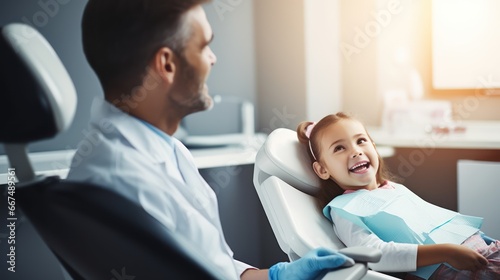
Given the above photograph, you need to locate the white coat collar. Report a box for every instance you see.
[90,97,172,164]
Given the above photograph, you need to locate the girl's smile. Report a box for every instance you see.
[348,160,371,174]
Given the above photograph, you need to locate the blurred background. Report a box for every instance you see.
[1,0,499,154]
[1,1,499,279]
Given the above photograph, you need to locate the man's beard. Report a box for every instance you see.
[172,57,212,117]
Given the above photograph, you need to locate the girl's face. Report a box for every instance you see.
[312,119,380,192]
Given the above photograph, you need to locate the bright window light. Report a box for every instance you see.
[432,0,500,89]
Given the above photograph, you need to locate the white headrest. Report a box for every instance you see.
[255,128,321,195]
[2,23,76,133]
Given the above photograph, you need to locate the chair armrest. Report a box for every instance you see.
[320,247,384,280]
[322,264,366,280]
[322,264,400,280]
[339,246,382,263]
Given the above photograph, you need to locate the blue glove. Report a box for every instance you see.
[269,248,354,280]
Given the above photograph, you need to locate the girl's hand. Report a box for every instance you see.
[445,244,488,271]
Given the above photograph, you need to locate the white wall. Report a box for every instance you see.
[204,1,257,103]
[304,0,342,122]
[254,0,343,132]
[338,0,381,125]
[253,0,307,132]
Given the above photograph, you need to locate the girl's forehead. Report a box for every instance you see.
[327,119,364,132]
[320,119,366,140]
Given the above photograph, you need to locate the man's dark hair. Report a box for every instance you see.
[82,0,210,93]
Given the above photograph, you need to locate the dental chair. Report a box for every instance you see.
[0,23,224,279]
[253,128,399,280]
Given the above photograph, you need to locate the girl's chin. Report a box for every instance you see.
[349,178,378,189]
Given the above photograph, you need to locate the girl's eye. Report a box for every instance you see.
[357,138,368,144]
[333,145,345,152]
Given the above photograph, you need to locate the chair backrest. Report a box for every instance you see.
[0,23,76,143]
[0,22,77,182]
[0,22,224,279]
[253,128,346,260]
[252,128,400,280]
[17,177,223,280]
[254,128,321,195]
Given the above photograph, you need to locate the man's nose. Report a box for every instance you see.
[208,47,217,66]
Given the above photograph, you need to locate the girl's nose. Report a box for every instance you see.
[352,151,363,158]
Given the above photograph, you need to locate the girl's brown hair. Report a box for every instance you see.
[296,112,396,211]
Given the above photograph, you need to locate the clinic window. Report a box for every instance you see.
[431,0,500,97]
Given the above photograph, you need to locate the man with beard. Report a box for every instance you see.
[68,1,352,279]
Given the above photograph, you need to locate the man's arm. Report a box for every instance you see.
[241,268,269,280]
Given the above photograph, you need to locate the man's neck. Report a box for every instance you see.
[105,92,180,136]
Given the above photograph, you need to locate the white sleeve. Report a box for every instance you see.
[234,259,256,277]
[331,211,418,272]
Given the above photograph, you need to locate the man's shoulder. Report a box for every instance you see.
[67,132,142,180]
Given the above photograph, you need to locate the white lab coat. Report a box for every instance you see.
[67,98,253,279]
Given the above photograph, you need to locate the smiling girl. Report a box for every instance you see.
[297,112,500,280]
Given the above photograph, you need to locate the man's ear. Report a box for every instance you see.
[152,47,176,84]
[313,161,330,180]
